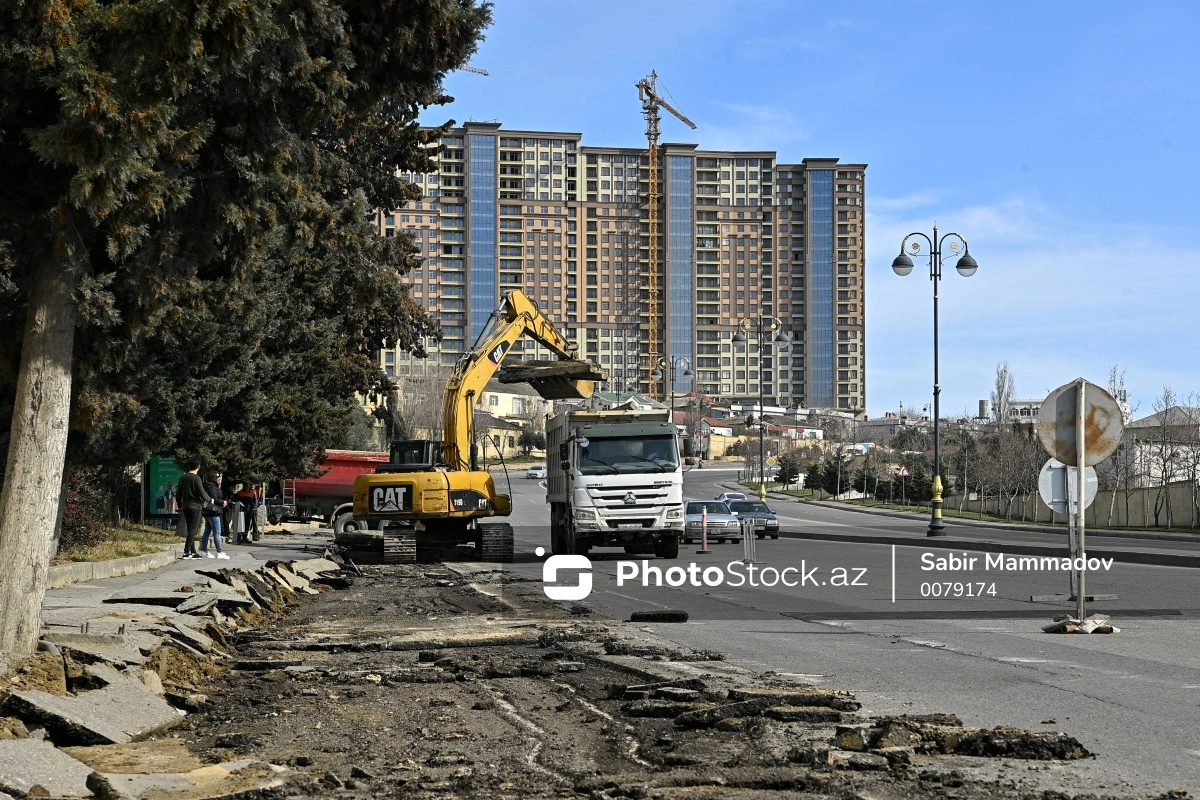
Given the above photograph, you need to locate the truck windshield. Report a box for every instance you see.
[579,435,679,475]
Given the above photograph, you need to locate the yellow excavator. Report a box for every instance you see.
[348,290,604,562]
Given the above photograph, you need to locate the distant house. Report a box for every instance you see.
[479,380,553,422]
[1124,406,1200,488]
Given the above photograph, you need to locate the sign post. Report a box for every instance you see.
[1035,457,1101,602]
[1035,379,1124,628]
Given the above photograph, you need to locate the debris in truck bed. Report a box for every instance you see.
[495,359,607,400]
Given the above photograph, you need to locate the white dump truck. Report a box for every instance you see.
[546,408,684,559]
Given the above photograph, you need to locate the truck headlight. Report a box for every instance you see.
[666,508,683,520]
[575,508,597,520]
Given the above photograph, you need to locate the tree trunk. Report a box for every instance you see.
[0,231,78,655]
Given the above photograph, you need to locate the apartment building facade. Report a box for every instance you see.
[380,121,866,412]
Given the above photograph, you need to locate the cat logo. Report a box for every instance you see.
[370,486,411,512]
[487,341,510,365]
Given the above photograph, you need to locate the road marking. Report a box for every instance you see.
[891,545,895,604]
[604,590,671,608]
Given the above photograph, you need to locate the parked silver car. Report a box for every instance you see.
[715,491,747,503]
[683,500,741,544]
[728,500,779,539]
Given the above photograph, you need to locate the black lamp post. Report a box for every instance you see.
[732,317,791,500]
[652,356,692,445]
[891,223,978,536]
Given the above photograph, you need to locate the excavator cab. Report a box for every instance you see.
[376,440,443,474]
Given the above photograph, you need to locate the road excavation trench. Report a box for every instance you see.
[171,562,1172,800]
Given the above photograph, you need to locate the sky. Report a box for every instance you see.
[420,0,1200,420]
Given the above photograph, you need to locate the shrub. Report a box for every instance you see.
[60,470,109,551]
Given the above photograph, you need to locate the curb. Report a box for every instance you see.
[775,530,1200,569]
[47,545,183,589]
[721,482,1200,545]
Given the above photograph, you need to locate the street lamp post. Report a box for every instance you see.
[652,356,692,448]
[891,223,978,537]
[732,317,791,500]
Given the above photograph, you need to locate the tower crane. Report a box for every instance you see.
[636,71,696,400]
[461,65,489,76]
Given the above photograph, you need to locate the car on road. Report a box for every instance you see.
[526,464,547,479]
[683,500,741,544]
[728,499,779,539]
[714,491,747,503]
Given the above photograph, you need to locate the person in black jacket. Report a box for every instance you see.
[200,470,231,559]
[176,459,212,559]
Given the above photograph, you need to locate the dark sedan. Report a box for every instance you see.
[728,500,779,539]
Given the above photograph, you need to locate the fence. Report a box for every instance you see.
[951,481,1200,529]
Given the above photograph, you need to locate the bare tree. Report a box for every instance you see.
[1147,386,1182,527]
[990,361,1017,425]
[1179,396,1200,528]
[1097,366,1138,527]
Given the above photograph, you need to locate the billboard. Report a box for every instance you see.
[145,455,184,518]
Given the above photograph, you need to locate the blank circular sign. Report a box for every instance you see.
[1035,379,1124,467]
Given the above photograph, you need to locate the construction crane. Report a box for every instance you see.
[636,71,696,401]
[461,65,489,76]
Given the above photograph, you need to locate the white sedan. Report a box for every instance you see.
[526,464,547,479]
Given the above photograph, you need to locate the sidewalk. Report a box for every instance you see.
[0,526,345,799]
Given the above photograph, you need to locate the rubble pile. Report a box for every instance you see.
[0,555,350,800]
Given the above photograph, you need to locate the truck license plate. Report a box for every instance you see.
[617,523,641,530]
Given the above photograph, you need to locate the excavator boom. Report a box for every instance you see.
[441,290,593,471]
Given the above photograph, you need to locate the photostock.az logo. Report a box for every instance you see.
[537,547,592,601]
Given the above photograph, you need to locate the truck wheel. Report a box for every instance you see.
[267,514,280,526]
[333,511,363,536]
[655,536,680,560]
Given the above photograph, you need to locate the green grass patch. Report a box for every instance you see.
[54,523,179,565]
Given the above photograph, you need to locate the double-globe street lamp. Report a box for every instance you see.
[732,317,791,500]
[652,356,692,449]
[891,224,978,536]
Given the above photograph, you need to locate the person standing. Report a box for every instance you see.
[235,481,261,542]
[200,470,231,559]
[176,459,211,560]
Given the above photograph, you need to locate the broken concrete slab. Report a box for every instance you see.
[0,738,93,798]
[6,664,183,745]
[727,685,862,712]
[765,706,843,724]
[63,739,204,774]
[87,759,286,800]
[621,700,715,718]
[41,635,153,668]
[673,698,773,728]
[103,589,192,608]
[174,593,219,615]
[290,558,341,581]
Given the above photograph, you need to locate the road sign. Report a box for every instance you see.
[1037,458,1097,514]
[896,466,910,478]
[766,456,777,467]
[1036,379,1124,467]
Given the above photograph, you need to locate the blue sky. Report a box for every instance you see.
[422,0,1200,419]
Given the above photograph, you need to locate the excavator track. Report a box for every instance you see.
[335,529,416,564]
[477,522,514,563]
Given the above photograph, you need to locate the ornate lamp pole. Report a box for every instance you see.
[891,224,978,536]
[652,356,692,444]
[731,317,790,500]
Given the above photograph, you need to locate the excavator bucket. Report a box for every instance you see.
[496,360,608,400]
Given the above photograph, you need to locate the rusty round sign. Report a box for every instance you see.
[1035,379,1124,467]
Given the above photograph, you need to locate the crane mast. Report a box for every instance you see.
[636,71,696,400]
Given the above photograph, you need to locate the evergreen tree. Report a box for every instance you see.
[0,0,491,654]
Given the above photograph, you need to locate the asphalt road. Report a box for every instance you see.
[490,468,1200,794]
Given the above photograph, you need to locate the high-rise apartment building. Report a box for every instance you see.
[380,122,866,412]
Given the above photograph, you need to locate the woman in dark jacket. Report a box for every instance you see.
[201,470,231,559]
